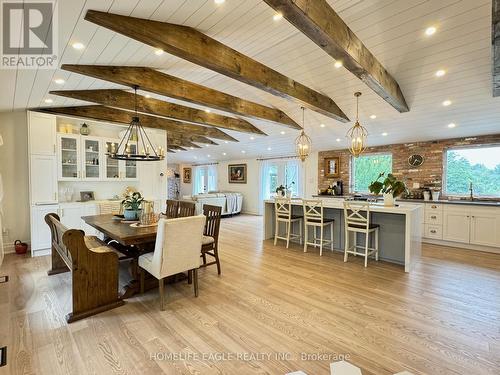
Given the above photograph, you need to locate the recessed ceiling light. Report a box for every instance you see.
[442,100,452,106]
[72,42,84,50]
[205,108,211,113]
[214,0,225,4]
[280,131,285,135]
[336,138,341,142]
[241,150,246,153]
[206,144,210,147]
[207,154,211,157]
[273,13,283,21]
[145,94,151,99]
[334,60,343,69]
[267,147,272,151]
[44,98,53,104]
[190,147,194,150]
[154,49,164,56]
[320,123,325,128]
[425,26,437,36]
[448,123,456,128]
[435,69,446,77]
[224,141,228,144]
[222,152,227,155]
[382,132,388,136]
[54,78,65,85]
[370,114,377,119]
[250,136,255,140]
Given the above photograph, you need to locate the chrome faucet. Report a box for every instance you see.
[469,182,474,201]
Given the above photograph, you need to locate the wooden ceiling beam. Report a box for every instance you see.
[263,0,409,113]
[493,0,500,96]
[167,137,201,149]
[35,105,237,142]
[84,10,349,122]
[61,64,301,130]
[168,133,218,146]
[49,89,266,135]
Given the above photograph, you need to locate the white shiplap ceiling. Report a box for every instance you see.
[1,0,498,164]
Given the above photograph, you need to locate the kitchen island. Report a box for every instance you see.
[263,199,423,272]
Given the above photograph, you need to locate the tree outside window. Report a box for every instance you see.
[351,154,392,193]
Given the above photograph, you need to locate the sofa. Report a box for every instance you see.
[182,192,243,216]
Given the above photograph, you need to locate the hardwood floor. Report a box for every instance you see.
[1,214,499,375]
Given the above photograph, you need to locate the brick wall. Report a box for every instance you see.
[318,134,500,195]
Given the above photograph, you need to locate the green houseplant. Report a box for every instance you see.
[368,173,407,206]
[122,192,144,220]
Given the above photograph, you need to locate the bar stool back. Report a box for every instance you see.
[274,198,303,248]
[302,199,334,256]
[343,201,380,267]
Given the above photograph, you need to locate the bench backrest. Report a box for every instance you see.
[45,213,81,271]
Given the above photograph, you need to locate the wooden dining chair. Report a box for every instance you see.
[138,215,205,310]
[178,201,196,217]
[200,204,222,275]
[165,199,179,218]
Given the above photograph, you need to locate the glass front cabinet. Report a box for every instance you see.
[103,139,138,181]
[57,134,81,181]
[82,137,102,180]
[57,135,138,181]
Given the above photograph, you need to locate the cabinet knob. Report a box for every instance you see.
[431,205,437,208]
[430,230,436,234]
[431,215,436,219]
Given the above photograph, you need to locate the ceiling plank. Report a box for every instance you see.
[494,0,500,96]
[84,10,349,122]
[35,105,238,142]
[61,64,302,130]
[49,89,267,135]
[263,0,409,113]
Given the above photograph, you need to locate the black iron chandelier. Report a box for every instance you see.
[106,86,165,161]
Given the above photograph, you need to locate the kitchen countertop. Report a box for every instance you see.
[398,199,500,207]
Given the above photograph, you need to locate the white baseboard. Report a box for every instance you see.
[241,211,262,216]
[423,238,500,254]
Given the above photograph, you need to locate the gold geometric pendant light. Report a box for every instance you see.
[346,92,368,157]
[295,107,312,162]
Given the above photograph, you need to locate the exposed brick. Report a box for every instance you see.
[318,133,500,195]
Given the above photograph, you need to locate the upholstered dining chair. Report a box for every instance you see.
[138,215,205,310]
[165,199,179,218]
[200,204,222,275]
[178,201,196,217]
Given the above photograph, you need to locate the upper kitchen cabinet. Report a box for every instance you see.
[57,134,81,181]
[28,111,56,155]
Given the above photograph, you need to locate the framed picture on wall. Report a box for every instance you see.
[228,164,247,183]
[324,157,340,177]
[183,167,192,183]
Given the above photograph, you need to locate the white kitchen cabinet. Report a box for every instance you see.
[58,205,83,229]
[102,139,138,181]
[81,137,102,180]
[30,155,58,204]
[443,208,470,243]
[81,204,99,236]
[30,204,58,253]
[28,112,56,155]
[470,209,500,247]
[57,134,81,181]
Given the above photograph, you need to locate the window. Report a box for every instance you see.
[351,153,392,193]
[260,159,302,200]
[445,146,500,197]
[192,165,218,194]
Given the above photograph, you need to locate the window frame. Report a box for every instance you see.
[350,152,393,193]
[443,143,500,198]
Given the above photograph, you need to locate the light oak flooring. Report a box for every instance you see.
[1,214,499,375]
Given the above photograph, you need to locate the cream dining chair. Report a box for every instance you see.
[274,197,303,248]
[302,199,334,256]
[138,215,205,310]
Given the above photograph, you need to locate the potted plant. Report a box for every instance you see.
[368,173,407,206]
[122,192,144,220]
[275,184,286,197]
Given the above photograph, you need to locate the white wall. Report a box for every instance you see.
[0,111,30,250]
[178,152,319,216]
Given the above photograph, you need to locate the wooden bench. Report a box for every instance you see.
[45,213,124,323]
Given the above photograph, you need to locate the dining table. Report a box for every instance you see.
[82,214,160,299]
